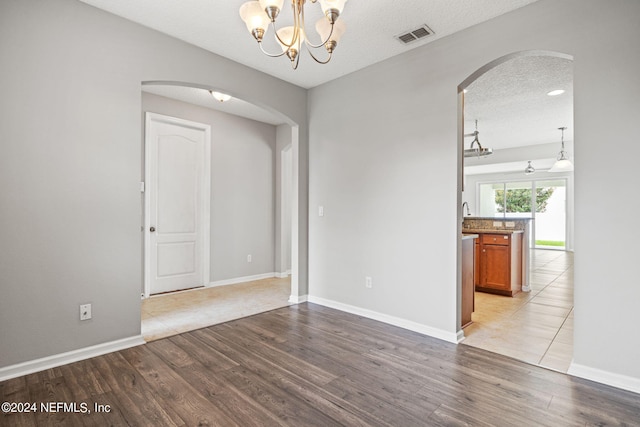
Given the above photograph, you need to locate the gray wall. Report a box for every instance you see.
[142,92,277,282]
[308,0,640,382]
[2,0,640,389]
[275,124,293,276]
[0,0,307,367]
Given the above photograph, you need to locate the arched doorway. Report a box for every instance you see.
[457,51,576,372]
[140,81,301,340]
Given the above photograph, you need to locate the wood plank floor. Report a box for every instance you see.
[2,303,639,426]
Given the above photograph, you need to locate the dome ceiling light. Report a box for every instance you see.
[210,91,232,102]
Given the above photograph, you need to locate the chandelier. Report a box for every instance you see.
[239,0,348,69]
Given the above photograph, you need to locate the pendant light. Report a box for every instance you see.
[524,161,535,175]
[549,127,573,172]
[464,120,493,158]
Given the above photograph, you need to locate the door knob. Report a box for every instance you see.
[150,226,156,232]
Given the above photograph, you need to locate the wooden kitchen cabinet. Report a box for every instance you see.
[475,232,523,297]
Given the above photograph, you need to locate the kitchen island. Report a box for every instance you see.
[463,217,532,296]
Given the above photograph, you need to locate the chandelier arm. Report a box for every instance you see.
[306,47,332,64]
[294,3,303,47]
[271,21,298,50]
[300,3,336,49]
[303,24,335,49]
[291,47,301,70]
[258,42,290,58]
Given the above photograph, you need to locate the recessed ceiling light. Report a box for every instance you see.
[547,89,565,96]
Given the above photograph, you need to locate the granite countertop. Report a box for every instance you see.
[463,216,533,221]
[463,228,525,235]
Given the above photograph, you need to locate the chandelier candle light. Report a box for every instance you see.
[239,0,347,69]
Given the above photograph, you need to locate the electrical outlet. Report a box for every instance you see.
[319,206,324,217]
[247,254,252,263]
[493,221,503,228]
[505,221,515,228]
[365,276,373,289]
[80,303,92,321]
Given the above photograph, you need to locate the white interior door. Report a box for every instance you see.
[145,113,210,296]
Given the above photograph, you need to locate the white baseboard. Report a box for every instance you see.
[207,272,276,288]
[307,295,459,344]
[568,362,640,394]
[0,335,145,382]
[275,272,290,278]
[289,294,308,304]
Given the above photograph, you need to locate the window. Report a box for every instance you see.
[478,179,567,249]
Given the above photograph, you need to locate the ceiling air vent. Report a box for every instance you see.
[395,24,434,45]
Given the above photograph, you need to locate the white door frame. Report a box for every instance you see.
[143,112,211,298]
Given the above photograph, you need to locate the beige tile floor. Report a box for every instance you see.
[141,276,292,342]
[462,249,574,372]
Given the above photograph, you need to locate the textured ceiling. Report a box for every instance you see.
[143,55,574,153]
[78,0,539,89]
[464,55,573,151]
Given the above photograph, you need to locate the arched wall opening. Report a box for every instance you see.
[140,80,301,305]
[456,50,575,339]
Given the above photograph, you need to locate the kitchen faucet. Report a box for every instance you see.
[462,202,471,217]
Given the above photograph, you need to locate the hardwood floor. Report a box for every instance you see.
[2,303,639,426]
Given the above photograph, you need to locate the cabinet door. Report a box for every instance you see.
[483,244,510,290]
